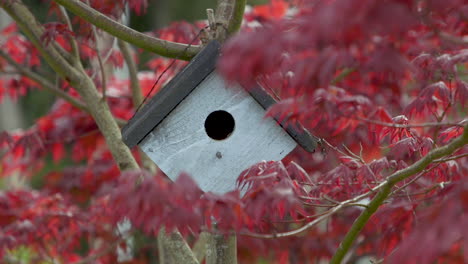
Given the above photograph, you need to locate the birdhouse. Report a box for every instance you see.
[122,41,317,194]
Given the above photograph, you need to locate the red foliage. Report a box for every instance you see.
[1,0,467,263]
[0,191,88,253]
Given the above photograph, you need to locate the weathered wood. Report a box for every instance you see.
[122,41,220,149]
[157,228,199,264]
[206,233,237,264]
[140,72,297,193]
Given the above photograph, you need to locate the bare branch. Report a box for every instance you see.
[56,5,81,62]
[0,49,86,112]
[118,39,142,107]
[434,153,468,163]
[358,117,465,128]
[86,3,108,100]
[52,0,201,60]
[0,50,127,126]
[1,0,137,170]
[242,185,379,239]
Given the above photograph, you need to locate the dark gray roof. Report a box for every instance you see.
[121,41,318,152]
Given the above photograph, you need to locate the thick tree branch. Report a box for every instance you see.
[52,0,201,60]
[0,0,137,170]
[329,124,468,264]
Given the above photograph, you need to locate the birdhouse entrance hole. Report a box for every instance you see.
[204,110,235,140]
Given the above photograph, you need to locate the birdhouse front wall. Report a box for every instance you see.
[139,72,297,194]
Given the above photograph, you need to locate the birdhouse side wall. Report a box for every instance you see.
[139,72,297,194]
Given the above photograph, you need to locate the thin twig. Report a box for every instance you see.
[331,68,356,84]
[118,39,142,106]
[390,163,443,196]
[392,182,450,198]
[0,49,86,111]
[439,32,468,45]
[242,183,383,239]
[358,117,465,128]
[0,49,127,126]
[57,5,81,61]
[86,0,108,100]
[433,153,468,163]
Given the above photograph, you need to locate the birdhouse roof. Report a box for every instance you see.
[122,41,318,151]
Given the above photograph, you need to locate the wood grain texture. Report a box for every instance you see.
[122,41,220,148]
[140,72,297,194]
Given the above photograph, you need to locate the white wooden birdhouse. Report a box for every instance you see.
[122,41,317,194]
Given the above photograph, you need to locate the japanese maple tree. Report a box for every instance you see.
[1,0,467,263]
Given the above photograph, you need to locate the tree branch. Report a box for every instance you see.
[118,39,157,173]
[329,124,468,264]
[157,228,199,264]
[1,1,199,263]
[227,0,246,35]
[214,0,235,41]
[0,49,86,112]
[52,0,201,60]
[0,49,128,126]
[242,124,467,241]
[1,0,137,170]
[86,6,108,100]
[242,186,376,239]
[118,39,142,107]
[357,117,465,129]
[56,5,81,62]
